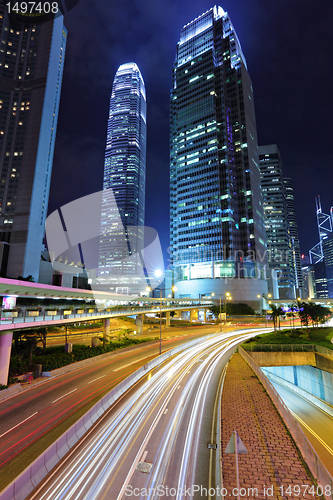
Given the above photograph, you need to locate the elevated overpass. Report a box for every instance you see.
[0,278,213,385]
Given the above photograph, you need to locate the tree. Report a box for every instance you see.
[209,302,255,318]
[16,275,35,282]
[297,302,311,330]
[270,304,284,331]
[35,327,48,355]
[22,331,38,366]
[286,303,297,328]
[307,303,332,332]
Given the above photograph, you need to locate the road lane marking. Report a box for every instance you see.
[164,409,168,415]
[113,357,151,372]
[0,412,38,439]
[52,388,77,404]
[140,450,148,462]
[177,385,181,389]
[88,374,106,384]
[290,410,333,456]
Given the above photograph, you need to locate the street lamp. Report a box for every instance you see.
[212,292,231,331]
[147,284,177,355]
[257,293,272,327]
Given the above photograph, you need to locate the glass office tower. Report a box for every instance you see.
[170,6,267,304]
[259,145,295,300]
[98,63,147,295]
[0,6,66,281]
[284,177,303,297]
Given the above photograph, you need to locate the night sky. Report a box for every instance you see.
[48,0,333,266]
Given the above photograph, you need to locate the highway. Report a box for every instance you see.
[271,381,333,475]
[23,328,262,500]
[0,325,234,489]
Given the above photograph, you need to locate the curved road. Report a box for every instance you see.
[271,381,333,475]
[0,328,218,474]
[22,329,263,500]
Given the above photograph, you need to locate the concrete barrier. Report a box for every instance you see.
[263,370,333,418]
[0,333,213,500]
[0,384,22,402]
[239,347,333,499]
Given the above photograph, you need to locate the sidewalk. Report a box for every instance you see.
[221,354,318,500]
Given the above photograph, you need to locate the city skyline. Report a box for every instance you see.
[47,0,333,266]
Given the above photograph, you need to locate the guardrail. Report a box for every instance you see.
[0,303,212,327]
[242,343,333,356]
[263,371,333,419]
[239,347,333,499]
[243,343,316,352]
[216,363,228,500]
[0,333,214,500]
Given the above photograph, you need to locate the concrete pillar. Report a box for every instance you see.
[103,318,110,341]
[0,331,13,386]
[190,309,197,322]
[203,309,207,322]
[135,314,144,335]
[166,311,170,328]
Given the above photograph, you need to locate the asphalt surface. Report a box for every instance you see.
[24,328,263,500]
[272,381,333,475]
[0,326,224,480]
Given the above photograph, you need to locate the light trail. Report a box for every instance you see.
[28,328,266,500]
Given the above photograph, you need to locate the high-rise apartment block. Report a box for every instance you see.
[170,6,268,304]
[98,63,147,294]
[259,145,296,299]
[0,7,66,281]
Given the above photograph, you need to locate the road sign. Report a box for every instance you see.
[225,431,247,454]
[225,431,247,500]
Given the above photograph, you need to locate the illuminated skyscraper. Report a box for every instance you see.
[284,177,303,296]
[0,8,66,281]
[170,6,267,304]
[259,145,295,300]
[98,63,147,294]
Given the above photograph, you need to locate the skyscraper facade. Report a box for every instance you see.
[284,177,303,296]
[170,6,267,303]
[0,8,66,281]
[259,145,295,300]
[98,63,147,294]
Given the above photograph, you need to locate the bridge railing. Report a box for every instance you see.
[0,302,212,326]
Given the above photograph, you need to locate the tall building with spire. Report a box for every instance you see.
[170,6,267,304]
[98,63,147,294]
[0,6,66,281]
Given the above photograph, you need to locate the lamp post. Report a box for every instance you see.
[257,293,272,327]
[212,292,231,331]
[146,284,177,355]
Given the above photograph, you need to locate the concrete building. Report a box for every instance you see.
[169,6,268,305]
[0,8,67,281]
[259,145,295,299]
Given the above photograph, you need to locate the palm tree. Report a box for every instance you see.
[270,304,279,331]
